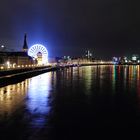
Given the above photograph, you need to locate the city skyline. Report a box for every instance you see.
[0,0,140,58]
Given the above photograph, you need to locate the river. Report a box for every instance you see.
[0,65,140,139]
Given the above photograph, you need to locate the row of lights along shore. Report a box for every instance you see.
[0,63,49,70]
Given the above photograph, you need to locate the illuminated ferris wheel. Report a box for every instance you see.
[28,44,48,64]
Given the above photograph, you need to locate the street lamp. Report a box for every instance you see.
[0,45,5,51]
[6,61,10,68]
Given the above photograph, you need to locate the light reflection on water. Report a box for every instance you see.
[0,81,28,117]
[27,73,51,114]
[1,66,140,137]
[0,72,53,128]
[26,73,52,127]
[112,65,116,93]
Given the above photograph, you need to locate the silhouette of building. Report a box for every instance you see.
[0,34,35,67]
[22,33,28,52]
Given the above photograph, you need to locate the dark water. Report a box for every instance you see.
[0,65,140,139]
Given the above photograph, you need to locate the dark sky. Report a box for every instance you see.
[0,0,140,59]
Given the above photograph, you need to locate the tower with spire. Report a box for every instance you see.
[22,33,28,52]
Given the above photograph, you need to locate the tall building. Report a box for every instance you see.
[22,33,28,52]
[0,34,36,67]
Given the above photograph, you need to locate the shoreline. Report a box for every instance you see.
[0,64,139,88]
[0,67,58,88]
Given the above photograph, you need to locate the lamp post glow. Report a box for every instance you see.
[6,61,10,68]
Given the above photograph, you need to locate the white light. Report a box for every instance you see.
[28,44,48,65]
[0,66,4,69]
[1,45,4,48]
[125,60,128,63]
[132,56,137,61]
[6,61,10,68]
[100,61,104,64]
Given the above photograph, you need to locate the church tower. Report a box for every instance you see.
[22,33,28,52]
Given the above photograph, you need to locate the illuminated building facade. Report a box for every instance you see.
[112,54,140,64]
[37,52,43,65]
[0,34,35,67]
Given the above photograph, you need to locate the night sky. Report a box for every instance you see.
[0,0,140,59]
